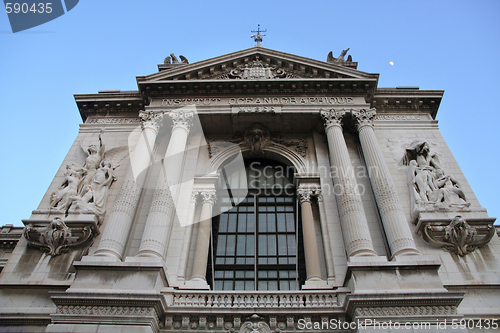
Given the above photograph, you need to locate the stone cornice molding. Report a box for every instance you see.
[139,110,163,133]
[352,108,377,131]
[320,108,346,131]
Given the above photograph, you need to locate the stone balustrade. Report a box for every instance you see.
[169,290,340,309]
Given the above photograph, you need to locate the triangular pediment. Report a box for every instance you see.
[137,47,378,84]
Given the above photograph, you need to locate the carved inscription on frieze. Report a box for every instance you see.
[160,96,355,107]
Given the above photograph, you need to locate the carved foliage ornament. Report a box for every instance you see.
[24,217,94,256]
[423,216,495,256]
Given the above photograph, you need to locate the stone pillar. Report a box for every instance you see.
[316,193,335,281]
[190,189,217,280]
[136,110,194,259]
[352,108,419,258]
[320,109,377,257]
[297,187,323,281]
[177,190,200,283]
[94,111,162,260]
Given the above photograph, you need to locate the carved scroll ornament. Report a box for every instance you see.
[23,217,95,256]
[423,216,495,256]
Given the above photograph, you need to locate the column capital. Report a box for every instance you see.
[169,110,194,132]
[352,108,377,131]
[320,108,347,130]
[139,110,163,132]
[297,186,320,203]
[191,190,201,203]
[200,189,217,205]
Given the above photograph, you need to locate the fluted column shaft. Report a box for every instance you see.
[298,188,322,281]
[94,111,162,260]
[177,190,200,282]
[353,109,419,257]
[137,111,194,259]
[321,109,377,257]
[317,194,335,280]
[190,190,217,280]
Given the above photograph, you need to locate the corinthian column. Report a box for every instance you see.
[297,187,323,281]
[352,108,419,258]
[190,189,217,281]
[94,111,163,260]
[136,110,194,259]
[320,109,377,257]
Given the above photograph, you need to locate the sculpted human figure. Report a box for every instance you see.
[250,128,264,155]
[78,133,105,194]
[68,159,116,223]
[50,165,83,211]
[432,169,467,206]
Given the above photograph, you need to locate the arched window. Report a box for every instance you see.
[207,159,306,291]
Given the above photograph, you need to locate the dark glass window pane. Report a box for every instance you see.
[286,213,295,232]
[219,215,228,232]
[236,235,246,256]
[226,235,236,255]
[215,280,223,290]
[225,257,234,264]
[278,234,287,256]
[223,280,233,290]
[236,257,245,264]
[279,257,288,264]
[258,213,267,232]
[258,270,267,278]
[228,215,237,232]
[268,280,278,290]
[258,235,267,255]
[246,257,254,265]
[277,214,286,232]
[216,235,226,256]
[267,214,276,232]
[247,214,255,232]
[235,280,245,290]
[224,270,234,279]
[287,234,296,255]
[258,281,267,290]
[245,280,254,290]
[237,214,247,232]
[246,235,254,255]
[267,235,277,256]
[268,270,278,278]
[215,271,224,278]
[280,280,289,290]
[258,257,267,264]
[235,271,245,278]
[268,257,277,265]
[245,271,255,278]
[279,270,289,278]
[290,280,296,290]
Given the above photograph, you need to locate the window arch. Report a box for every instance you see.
[207,159,306,291]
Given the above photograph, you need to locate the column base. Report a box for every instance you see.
[180,277,211,290]
[302,277,332,290]
[349,255,388,263]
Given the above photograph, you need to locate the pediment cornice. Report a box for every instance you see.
[137,47,378,84]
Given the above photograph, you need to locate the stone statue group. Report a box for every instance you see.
[401,141,470,214]
[49,132,127,224]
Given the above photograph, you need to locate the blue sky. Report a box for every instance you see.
[1,0,499,227]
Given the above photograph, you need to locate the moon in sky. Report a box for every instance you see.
[389,61,394,65]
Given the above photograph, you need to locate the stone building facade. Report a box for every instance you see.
[0,47,498,332]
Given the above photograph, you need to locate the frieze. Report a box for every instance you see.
[160,96,355,107]
[232,105,280,113]
[375,115,421,121]
[353,305,457,318]
[86,117,141,124]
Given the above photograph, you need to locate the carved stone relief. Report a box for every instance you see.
[423,216,495,256]
[23,217,95,256]
[206,125,307,159]
[49,132,129,224]
[399,140,470,221]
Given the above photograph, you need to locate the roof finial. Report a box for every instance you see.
[251,24,266,46]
